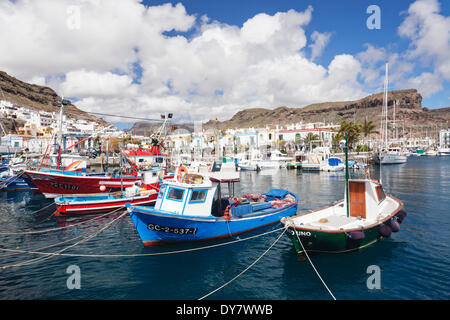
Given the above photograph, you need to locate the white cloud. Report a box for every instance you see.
[3,0,446,125]
[309,31,332,61]
[60,70,136,98]
[399,72,443,97]
[398,0,450,81]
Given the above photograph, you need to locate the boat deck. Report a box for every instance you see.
[288,196,401,231]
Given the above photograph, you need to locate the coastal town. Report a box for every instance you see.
[1,95,449,165]
[0,0,449,304]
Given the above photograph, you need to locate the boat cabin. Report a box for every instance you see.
[154,172,239,218]
[344,179,387,221]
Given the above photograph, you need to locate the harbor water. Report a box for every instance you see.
[0,156,449,300]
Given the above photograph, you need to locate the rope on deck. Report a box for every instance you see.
[198,227,288,300]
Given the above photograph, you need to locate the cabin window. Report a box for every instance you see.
[190,189,207,203]
[375,186,386,202]
[167,187,185,201]
[157,184,166,198]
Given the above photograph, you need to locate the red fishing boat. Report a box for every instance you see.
[54,187,158,216]
[53,168,171,215]
[23,168,144,198]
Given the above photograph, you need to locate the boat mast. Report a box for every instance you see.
[345,133,350,218]
[380,62,389,185]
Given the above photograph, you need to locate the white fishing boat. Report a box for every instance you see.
[282,134,407,254]
[374,147,407,164]
[320,157,345,172]
[270,150,294,168]
[438,147,450,156]
[374,63,407,165]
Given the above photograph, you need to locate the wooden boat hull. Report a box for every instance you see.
[127,203,298,246]
[287,224,382,254]
[55,193,157,216]
[283,198,405,254]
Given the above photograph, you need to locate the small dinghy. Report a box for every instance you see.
[55,186,158,216]
[54,168,166,216]
[282,134,406,254]
[126,168,298,246]
[281,179,406,254]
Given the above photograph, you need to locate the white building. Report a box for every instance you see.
[439,129,450,148]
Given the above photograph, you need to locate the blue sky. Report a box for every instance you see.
[144,0,449,109]
[0,0,448,128]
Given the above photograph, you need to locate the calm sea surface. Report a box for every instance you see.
[0,156,449,300]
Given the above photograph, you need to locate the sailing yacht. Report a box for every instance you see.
[374,63,407,165]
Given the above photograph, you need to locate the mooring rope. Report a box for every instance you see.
[198,227,288,300]
[0,171,24,189]
[0,209,129,270]
[24,201,55,216]
[0,227,285,258]
[0,207,124,236]
[0,207,125,258]
[291,224,336,300]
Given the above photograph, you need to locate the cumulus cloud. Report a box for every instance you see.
[398,0,450,84]
[309,31,332,61]
[0,0,447,124]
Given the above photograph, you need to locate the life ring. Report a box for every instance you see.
[176,166,188,182]
[230,197,240,205]
[224,205,231,220]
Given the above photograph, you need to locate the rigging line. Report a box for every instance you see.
[0,210,129,270]
[66,111,165,123]
[0,207,124,236]
[198,227,288,301]
[291,223,336,301]
[0,208,127,258]
[0,227,285,258]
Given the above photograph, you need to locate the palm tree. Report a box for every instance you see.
[361,119,378,137]
[360,119,379,148]
[304,133,319,151]
[338,121,361,150]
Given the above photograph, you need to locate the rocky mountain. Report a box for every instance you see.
[129,121,195,136]
[0,70,108,132]
[204,89,450,131]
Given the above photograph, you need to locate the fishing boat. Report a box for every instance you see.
[270,150,294,168]
[374,63,407,165]
[281,134,407,254]
[320,157,344,172]
[23,168,142,198]
[438,147,450,156]
[54,168,165,215]
[126,169,298,246]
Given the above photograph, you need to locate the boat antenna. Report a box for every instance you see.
[345,133,350,218]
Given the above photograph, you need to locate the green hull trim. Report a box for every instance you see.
[288,225,384,254]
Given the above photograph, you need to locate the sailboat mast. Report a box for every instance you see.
[384,62,389,150]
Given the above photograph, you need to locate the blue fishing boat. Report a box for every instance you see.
[0,174,38,191]
[126,169,298,246]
